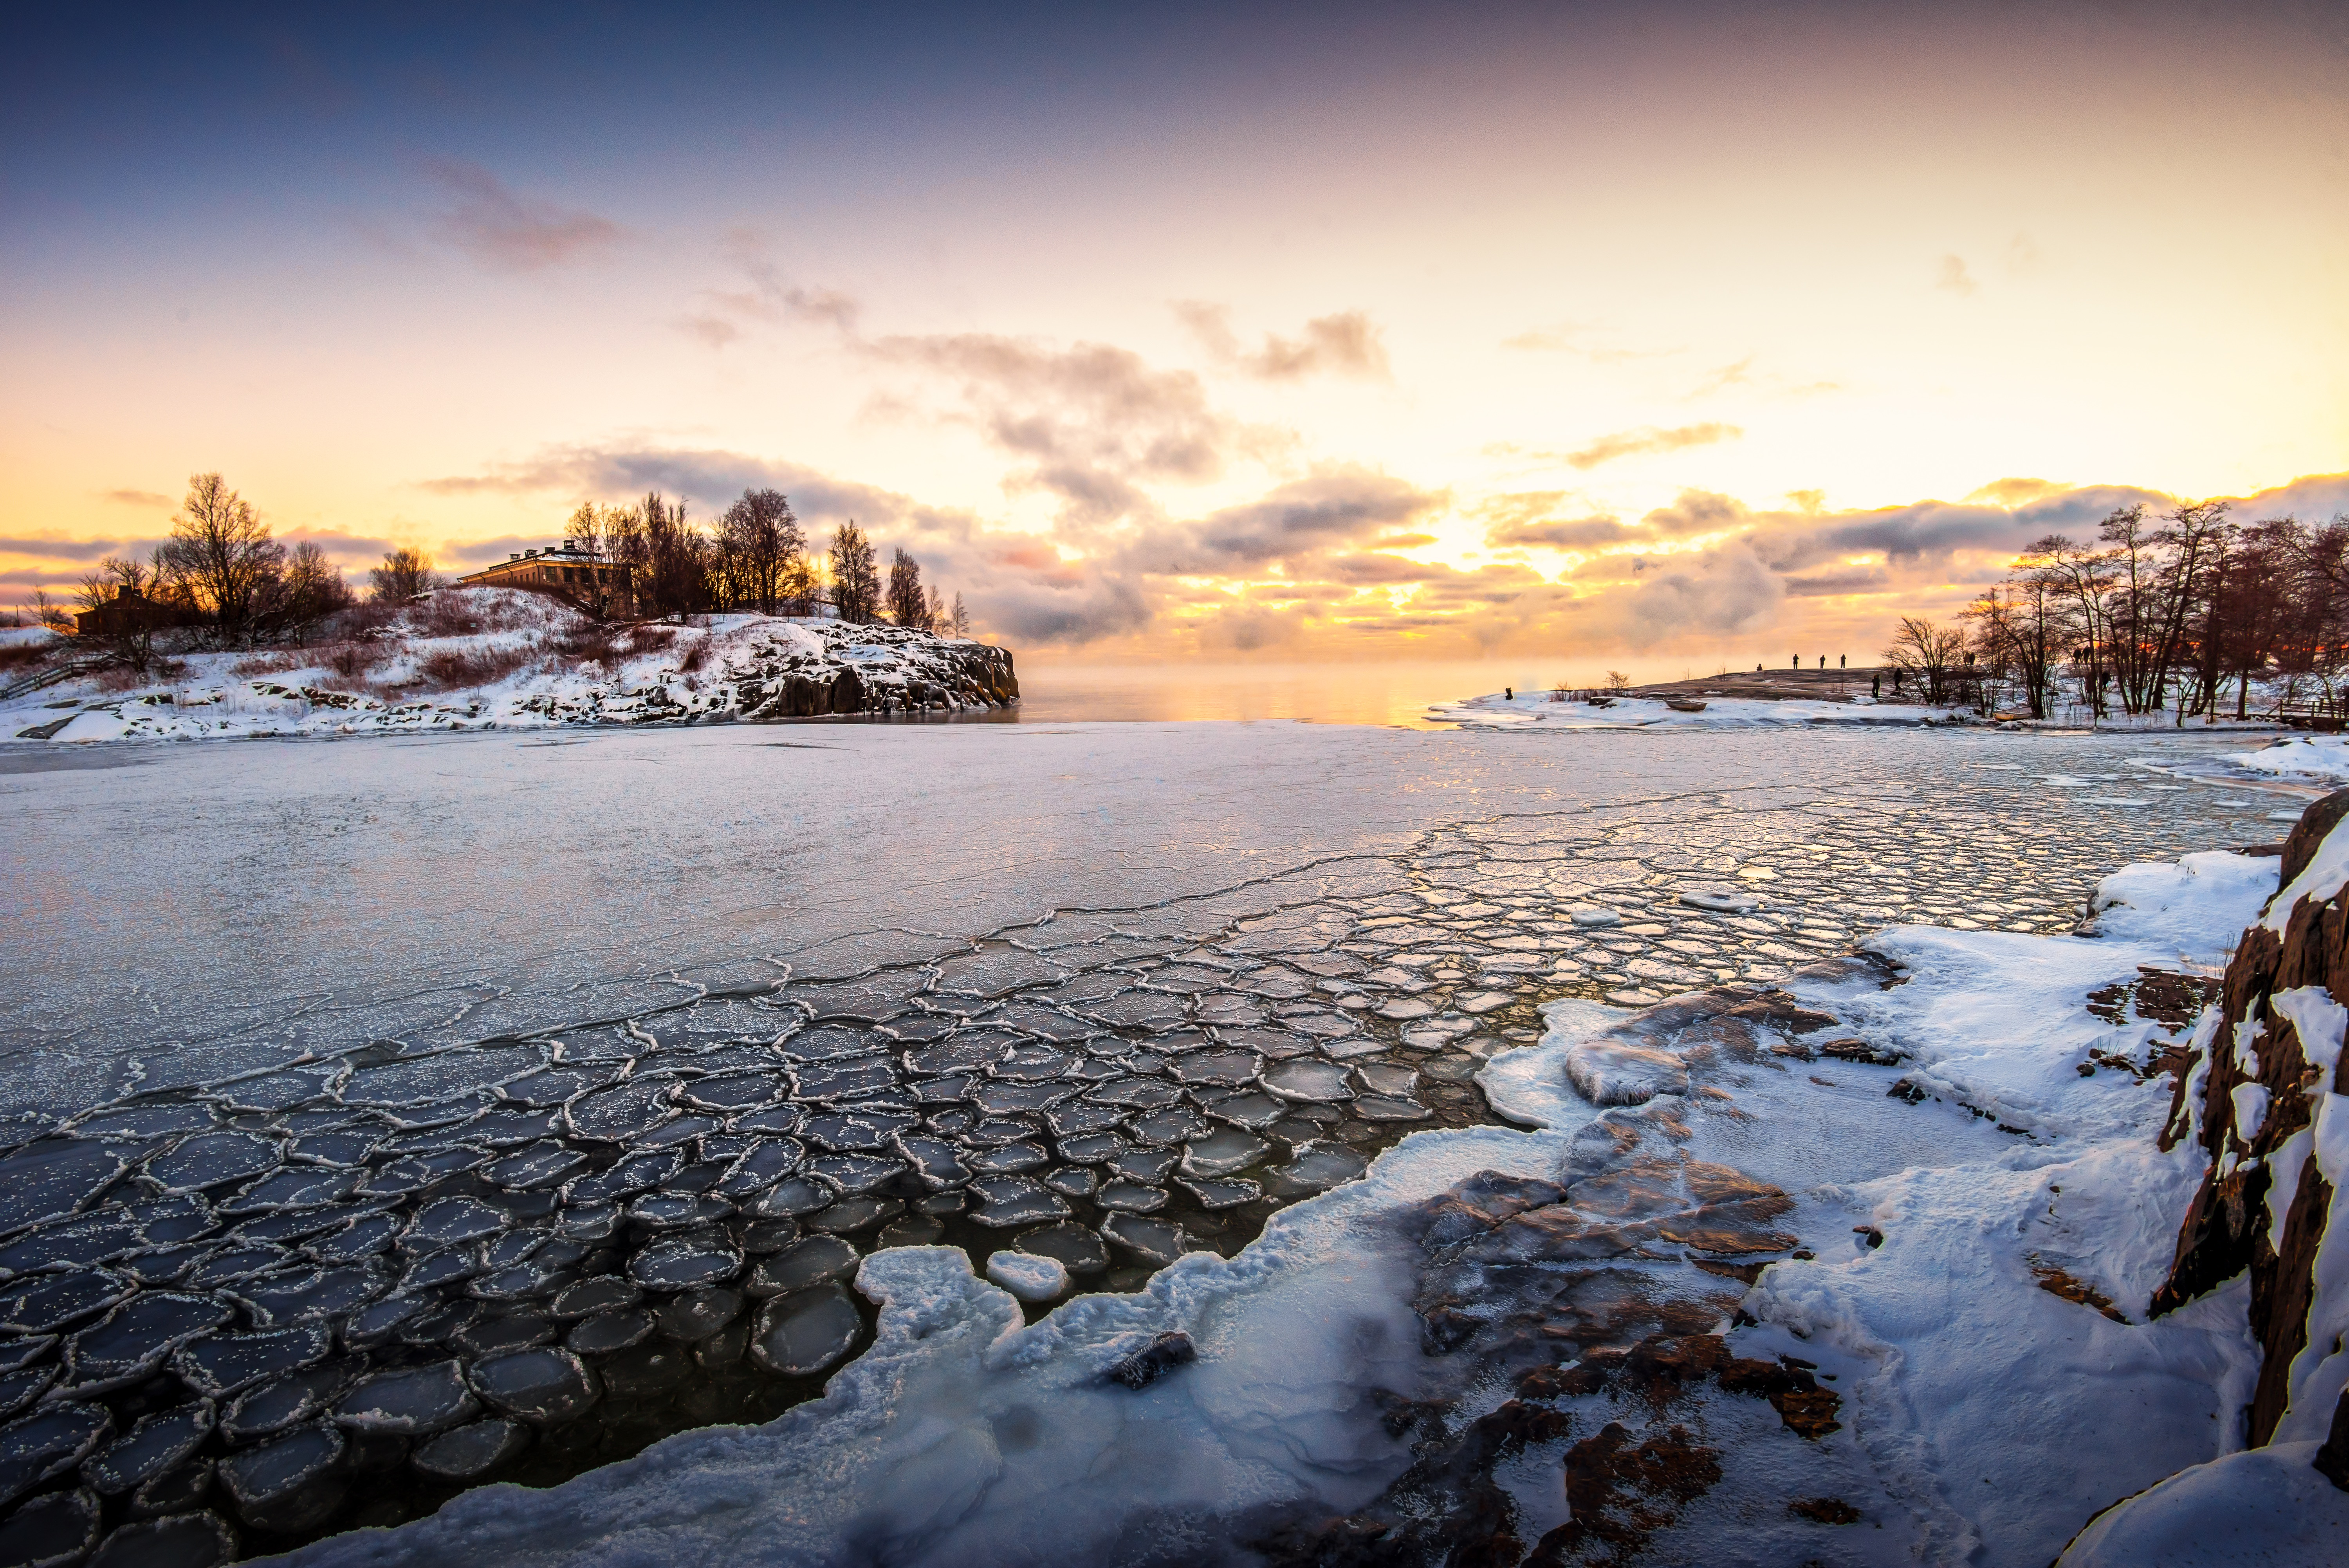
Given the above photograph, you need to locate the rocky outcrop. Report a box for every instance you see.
[2152,788,2349,1477]
[516,621,1020,727]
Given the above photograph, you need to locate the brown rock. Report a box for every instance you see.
[2153,786,2349,1451]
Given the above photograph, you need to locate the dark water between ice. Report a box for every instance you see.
[0,729,2301,1562]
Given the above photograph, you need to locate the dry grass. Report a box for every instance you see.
[416,645,537,690]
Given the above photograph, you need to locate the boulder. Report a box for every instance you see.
[2152,788,2349,1483]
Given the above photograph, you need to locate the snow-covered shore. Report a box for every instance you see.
[275,833,2303,1566]
[1432,689,1972,731]
[0,589,1017,745]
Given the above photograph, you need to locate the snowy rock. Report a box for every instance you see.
[1563,1033,1689,1106]
[0,598,1021,746]
[982,1252,1067,1303]
[2153,790,2349,1479]
[2059,1441,2349,1566]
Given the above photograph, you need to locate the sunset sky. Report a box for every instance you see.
[5,2,2344,665]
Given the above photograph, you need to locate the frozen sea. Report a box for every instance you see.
[0,718,2313,1565]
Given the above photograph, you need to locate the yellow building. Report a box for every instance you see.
[456,540,628,597]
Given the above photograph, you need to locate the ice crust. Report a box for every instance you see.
[278,850,2284,1568]
[1432,690,1970,730]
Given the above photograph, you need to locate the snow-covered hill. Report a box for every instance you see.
[2,588,1019,744]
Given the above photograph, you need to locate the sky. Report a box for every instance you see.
[4,1,2345,666]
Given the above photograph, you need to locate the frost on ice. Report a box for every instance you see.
[272,843,2304,1567]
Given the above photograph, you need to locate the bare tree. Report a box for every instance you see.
[637,493,711,621]
[885,547,929,628]
[717,489,801,616]
[274,542,352,643]
[830,521,880,624]
[370,547,439,604]
[156,473,283,648]
[73,556,164,673]
[1882,615,1967,704]
[782,549,824,617]
[950,592,970,638]
[32,588,70,633]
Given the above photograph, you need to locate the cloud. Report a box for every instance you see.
[279,527,400,563]
[1782,568,1891,596]
[1936,254,1977,296]
[870,330,1259,524]
[1475,491,1631,550]
[1687,359,1753,398]
[1125,468,1442,575]
[1487,515,1631,550]
[1175,303,1391,381]
[1964,477,2062,506]
[1610,541,1784,648]
[1325,551,1440,585]
[1638,490,1751,538]
[679,234,864,346]
[101,489,173,509]
[1560,422,1741,471]
[0,534,128,562]
[424,161,622,271]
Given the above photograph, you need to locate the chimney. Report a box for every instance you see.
[510,553,521,561]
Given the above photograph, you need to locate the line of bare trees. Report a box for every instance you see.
[49,473,372,671]
[1885,502,2349,722]
[562,488,967,633]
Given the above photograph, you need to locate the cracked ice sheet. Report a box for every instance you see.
[296,849,2279,1568]
[285,1122,1571,1568]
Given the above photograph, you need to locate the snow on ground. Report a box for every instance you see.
[2215,734,2349,782]
[275,842,2281,1567]
[0,589,1011,745]
[1432,690,1970,731]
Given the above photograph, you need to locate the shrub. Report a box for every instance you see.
[417,645,534,689]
